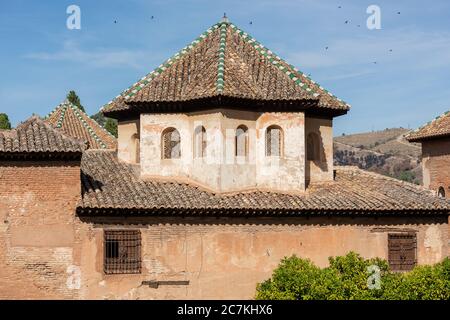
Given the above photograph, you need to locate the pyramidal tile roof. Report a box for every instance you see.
[0,116,86,155]
[102,18,350,116]
[45,100,117,149]
[406,110,450,142]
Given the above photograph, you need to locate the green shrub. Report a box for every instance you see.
[255,253,450,300]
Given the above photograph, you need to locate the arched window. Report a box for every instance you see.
[235,125,248,157]
[266,125,283,157]
[307,132,320,161]
[161,127,181,159]
[438,187,445,198]
[194,126,207,158]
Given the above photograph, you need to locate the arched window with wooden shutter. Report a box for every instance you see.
[161,127,181,159]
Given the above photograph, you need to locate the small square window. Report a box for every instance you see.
[104,230,141,274]
[388,233,417,272]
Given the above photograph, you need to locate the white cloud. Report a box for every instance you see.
[24,40,148,69]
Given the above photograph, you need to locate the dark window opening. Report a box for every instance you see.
[438,187,445,198]
[104,230,141,274]
[388,233,417,272]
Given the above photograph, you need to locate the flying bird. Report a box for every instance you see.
[114,20,117,24]
[345,20,349,24]
[249,21,253,25]
[338,6,342,9]
[325,46,329,50]
[151,16,154,20]
[397,11,401,14]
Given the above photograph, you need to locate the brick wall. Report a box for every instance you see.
[422,138,450,199]
[0,161,81,299]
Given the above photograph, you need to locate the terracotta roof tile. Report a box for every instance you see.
[0,116,86,154]
[102,20,350,116]
[45,100,117,149]
[78,150,449,214]
[406,110,450,142]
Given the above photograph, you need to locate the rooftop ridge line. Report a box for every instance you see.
[68,104,108,149]
[406,109,450,137]
[228,23,351,108]
[102,22,222,111]
[216,22,228,93]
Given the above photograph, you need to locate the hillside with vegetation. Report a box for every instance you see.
[334,128,422,184]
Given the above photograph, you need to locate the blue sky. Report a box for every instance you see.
[0,0,449,135]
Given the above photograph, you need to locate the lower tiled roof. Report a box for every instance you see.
[0,116,86,157]
[406,110,450,142]
[78,150,449,215]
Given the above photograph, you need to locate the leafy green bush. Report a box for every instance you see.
[255,253,450,300]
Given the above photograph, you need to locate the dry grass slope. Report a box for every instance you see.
[334,128,422,184]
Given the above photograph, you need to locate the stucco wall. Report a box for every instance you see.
[0,161,81,299]
[73,215,448,300]
[118,120,140,164]
[421,138,450,199]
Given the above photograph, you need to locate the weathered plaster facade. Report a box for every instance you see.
[1,199,448,299]
[132,110,333,193]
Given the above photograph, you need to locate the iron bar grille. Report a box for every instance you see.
[104,230,141,274]
[388,233,417,272]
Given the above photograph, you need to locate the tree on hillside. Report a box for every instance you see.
[0,113,11,129]
[66,90,85,112]
[91,111,118,138]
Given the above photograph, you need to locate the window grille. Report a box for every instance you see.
[162,128,181,159]
[266,125,282,156]
[388,233,417,272]
[104,230,141,274]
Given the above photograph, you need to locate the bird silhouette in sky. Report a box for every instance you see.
[114,20,117,24]
[397,11,401,14]
[249,21,253,25]
[151,16,154,20]
[345,20,349,24]
[338,6,342,9]
[325,46,329,50]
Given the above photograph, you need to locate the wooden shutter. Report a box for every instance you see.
[388,233,417,271]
